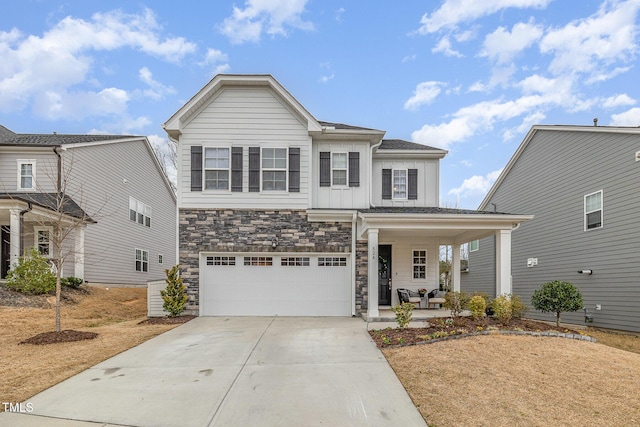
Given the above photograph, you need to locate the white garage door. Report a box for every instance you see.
[201,254,351,316]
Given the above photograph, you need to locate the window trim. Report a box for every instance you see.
[261,147,288,192]
[129,197,151,228]
[158,254,163,265]
[412,249,427,281]
[17,160,36,191]
[135,248,149,272]
[392,169,408,200]
[469,240,479,252]
[584,190,603,231]
[203,146,231,191]
[331,152,349,187]
[33,226,53,258]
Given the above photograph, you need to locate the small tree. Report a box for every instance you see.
[5,248,56,294]
[444,291,470,318]
[160,265,188,317]
[531,281,583,327]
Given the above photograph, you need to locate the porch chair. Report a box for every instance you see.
[397,288,422,309]
[427,289,446,309]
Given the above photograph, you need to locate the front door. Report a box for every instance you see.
[1,226,10,279]
[378,245,392,305]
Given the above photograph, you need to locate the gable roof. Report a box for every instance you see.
[0,125,17,142]
[0,192,96,223]
[479,124,640,210]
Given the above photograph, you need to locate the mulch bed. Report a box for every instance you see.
[138,315,196,325]
[20,330,99,345]
[0,284,89,308]
[369,316,584,348]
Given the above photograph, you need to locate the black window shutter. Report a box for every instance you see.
[231,147,243,192]
[348,152,360,187]
[249,147,260,192]
[289,147,300,192]
[382,169,392,200]
[319,152,330,187]
[190,146,202,191]
[408,169,418,200]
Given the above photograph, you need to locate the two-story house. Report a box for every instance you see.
[0,127,176,285]
[164,74,531,318]
[462,125,640,333]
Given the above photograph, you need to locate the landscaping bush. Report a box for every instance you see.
[444,291,470,318]
[61,276,84,288]
[510,294,528,319]
[160,265,188,317]
[391,302,414,329]
[5,248,56,295]
[531,280,583,327]
[491,294,512,323]
[468,295,486,320]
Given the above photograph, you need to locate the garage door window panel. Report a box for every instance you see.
[244,256,273,266]
[281,257,310,266]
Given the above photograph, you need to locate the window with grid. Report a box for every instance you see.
[413,250,426,279]
[585,191,603,230]
[393,169,407,199]
[262,148,287,191]
[129,197,151,228]
[135,249,149,272]
[18,160,35,190]
[244,256,273,266]
[332,153,348,186]
[34,227,52,257]
[281,257,310,266]
[204,147,230,190]
[318,257,347,267]
[469,240,479,252]
[206,256,236,266]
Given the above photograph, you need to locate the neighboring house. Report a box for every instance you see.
[163,74,531,318]
[462,125,640,332]
[0,126,176,285]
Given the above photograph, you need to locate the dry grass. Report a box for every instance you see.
[0,286,180,406]
[586,328,640,354]
[384,335,640,427]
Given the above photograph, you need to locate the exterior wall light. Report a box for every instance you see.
[272,238,278,249]
[577,269,593,275]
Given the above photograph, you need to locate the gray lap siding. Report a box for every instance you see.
[179,209,354,312]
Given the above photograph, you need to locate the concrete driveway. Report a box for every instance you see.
[1,317,426,427]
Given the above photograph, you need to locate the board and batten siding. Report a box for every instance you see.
[371,158,439,207]
[0,149,58,193]
[179,87,311,210]
[312,142,369,209]
[63,139,176,285]
[462,129,640,332]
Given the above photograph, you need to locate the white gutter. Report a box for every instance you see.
[167,134,180,268]
[369,140,383,208]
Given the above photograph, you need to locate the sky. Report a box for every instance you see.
[1,0,639,209]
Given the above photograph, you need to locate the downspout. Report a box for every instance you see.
[369,139,383,208]
[167,135,181,271]
[53,146,62,195]
[351,212,357,316]
[19,203,33,256]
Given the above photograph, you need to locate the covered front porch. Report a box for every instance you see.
[0,193,94,280]
[358,207,533,320]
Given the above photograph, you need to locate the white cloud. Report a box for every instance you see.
[448,169,503,198]
[480,20,543,64]
[432,37,463,57]
[336,7,345,22]
[416,0,551,34]
[460,160,472,167]
[319,74,334,83]
[402,53,417,63]
[502,111,546,141]
[200,48,230,75]
[602,94,635,108]
[610,107,640,126]
[138,67,176,100]
[219,0,314,44]
[540,0,640,80]
[404,81,444,110]
[0,8,196,120]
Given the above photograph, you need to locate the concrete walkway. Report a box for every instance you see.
[1,317,426,427]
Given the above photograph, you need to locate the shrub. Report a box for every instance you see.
[443,291,470,318]
[510,294,528,319]
[491,294,512,323]
[468,295,486,320]
[61,276,84,288]
[5,248,56,295]
[160,265,188,317]
[531,280,583,327]
[390,302,414,328]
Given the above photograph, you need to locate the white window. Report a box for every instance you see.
[412,250,426,280]
[585,190,603,230]
[129,197,151,228]
[332,153,348,186]
[281,257,310,266]
[204,147,230,190]
[318,257,347,267]
[34,226,52,257]
[17,160,35,190]
[207,256,236,266]
[262,148,287,191]
[244,256,273,266]
[135,249,149,272]
[393,169,407,199]
[470,240,479,252]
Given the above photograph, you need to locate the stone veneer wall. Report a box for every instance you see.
[355,240,368,312]
[179,209,352,311]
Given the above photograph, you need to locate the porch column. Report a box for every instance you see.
[452,243,461,292]
[495,229,512,295]
[9,209,20,268]
[367,228,379,318]
[74,225,85,280]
